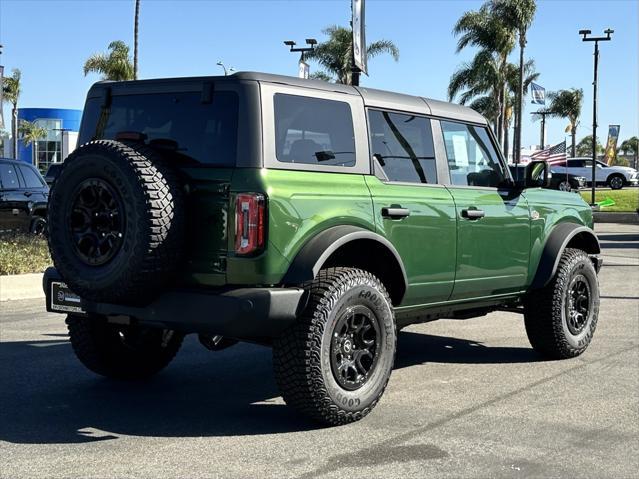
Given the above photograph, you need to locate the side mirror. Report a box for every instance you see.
[524,160,550,188]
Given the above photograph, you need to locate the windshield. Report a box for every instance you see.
[79,91,239,166]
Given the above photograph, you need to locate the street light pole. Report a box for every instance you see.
[580,28,613,207]
[283,39,317,78]
[216,61,228,76]
[531,110,550,150]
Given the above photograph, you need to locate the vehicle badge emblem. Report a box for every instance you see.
[531,210,540,220]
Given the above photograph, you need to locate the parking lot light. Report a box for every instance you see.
[580,28,614,206]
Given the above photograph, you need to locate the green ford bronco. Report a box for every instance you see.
[45,72,601,425]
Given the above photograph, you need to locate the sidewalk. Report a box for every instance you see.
[0,273,44,302]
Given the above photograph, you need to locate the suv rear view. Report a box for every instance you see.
[45,73,601,426]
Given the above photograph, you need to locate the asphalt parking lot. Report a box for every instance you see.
[1,222,637,479]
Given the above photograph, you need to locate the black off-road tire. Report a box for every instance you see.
[48,140,185,305]
[273,267,397,426]
[66,315,184,380]
[524,248,600,359]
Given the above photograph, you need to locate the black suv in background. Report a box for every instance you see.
[509,164,585,192]
[44,163,63,187]
[0,158,49,234]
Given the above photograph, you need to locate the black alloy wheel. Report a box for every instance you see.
[69,178,125,266]
[566,275,592,335]
[330,305,381,391]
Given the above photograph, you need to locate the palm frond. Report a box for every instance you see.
[18,120,47,147]
[2,69,22,106]
[83,41,134,81]
[367,40,399,61]
[305,25,399,85]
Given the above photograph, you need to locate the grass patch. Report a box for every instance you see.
[0,234,51,275]
[580,188,639,212]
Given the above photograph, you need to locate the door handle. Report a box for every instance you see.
[461,208,485,220]
[381,206,410,219]
[23,191,32,197]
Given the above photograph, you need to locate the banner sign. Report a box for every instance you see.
[352,0,367,74]
[298,60,309,79]
[531,82,545,105]
[604,124,620,165]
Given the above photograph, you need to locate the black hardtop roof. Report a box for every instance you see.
[89,71,486,125]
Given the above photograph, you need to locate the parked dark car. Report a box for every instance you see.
[0,158,49,234]
[509,164,585,192]
[44,163,64,187]
[550,169,586,192]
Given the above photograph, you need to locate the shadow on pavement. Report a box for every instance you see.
[395,331,539,368]
[0,330,539,444]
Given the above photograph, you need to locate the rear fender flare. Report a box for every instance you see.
[282,225,408,302]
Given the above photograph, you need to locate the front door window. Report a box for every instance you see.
[441,121,507,188]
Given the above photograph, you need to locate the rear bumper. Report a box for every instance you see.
[43,268,305,339]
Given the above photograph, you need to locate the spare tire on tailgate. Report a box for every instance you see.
[48,140,185,305]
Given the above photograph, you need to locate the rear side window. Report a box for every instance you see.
[18,165,45,188]
[441,121,507,188]
[274,93,356,167]
[368,110,437,184]
[0,164,21,188]
[80,91,239,166]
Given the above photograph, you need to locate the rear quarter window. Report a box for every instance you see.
[0,164,21,189]
[274,93,356,168]
[18,165,46,188]
[80,91,239,166]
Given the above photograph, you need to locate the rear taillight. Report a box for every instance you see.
[235,193,266,255]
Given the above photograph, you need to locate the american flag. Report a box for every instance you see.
[530,140,567,165]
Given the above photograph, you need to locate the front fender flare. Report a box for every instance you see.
[530,222,600,289]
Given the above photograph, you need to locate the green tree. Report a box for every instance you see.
[2,68,21,160]
[134,0,141,80]
[83,41,135,81]
[305,25,399,85]
[504,59,539,158]
[17,120,47,167]
[309,71,332,82]
[450,3,515,145]
[575,135,603,157]
[618,136,638,168]
[491,0,537,163]
[452,57,538,159]
[544,88,584,157]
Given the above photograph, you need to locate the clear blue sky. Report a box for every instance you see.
[1,0,637,149]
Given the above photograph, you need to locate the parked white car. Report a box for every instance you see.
[552,158,639,190]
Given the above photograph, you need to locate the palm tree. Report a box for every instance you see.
[505,59,538,158]
[18,120,47,167]
[309,71,332,82]
[576,135,603,157]
[450,4,515,144]
[2,68,21,160]
[305,25,399,85]
[448,50,504,131]
[619,136,638,168]
[83,41,135,81]
[544,88,584,157]
[491,0,537,163]
[134,0,140,80]
[451,56,538,159]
